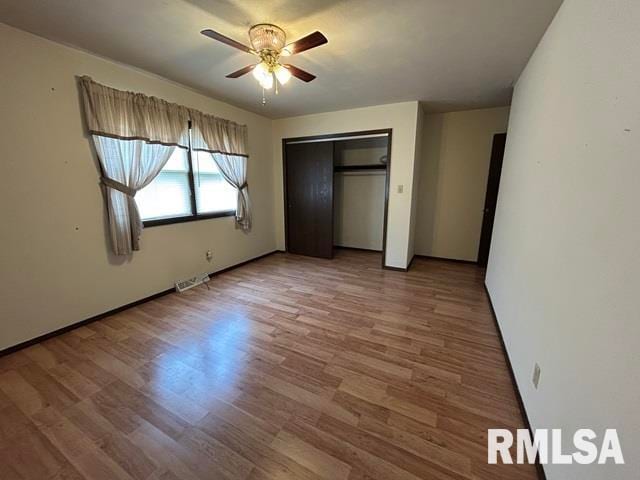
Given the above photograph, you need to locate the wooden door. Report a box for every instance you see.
[477,133,507,267]
[285,141,334,259]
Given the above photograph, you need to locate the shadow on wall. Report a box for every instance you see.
[416,114,445,254]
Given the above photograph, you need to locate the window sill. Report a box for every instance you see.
[143,210,236,228]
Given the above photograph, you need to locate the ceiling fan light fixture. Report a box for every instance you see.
[275,64,292,85]
[252,61,269,81]
[252,61,273,89]
[262,75,274,90]
[260,73,274,90]
[202,24,327,103]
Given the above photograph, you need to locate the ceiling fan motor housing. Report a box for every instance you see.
[249,24,286,53]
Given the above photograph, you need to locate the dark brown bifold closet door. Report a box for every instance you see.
[285,141,334,259]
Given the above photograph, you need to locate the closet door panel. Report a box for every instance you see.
[285,142,334,259]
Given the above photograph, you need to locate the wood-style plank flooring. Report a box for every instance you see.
[0,250,537,480]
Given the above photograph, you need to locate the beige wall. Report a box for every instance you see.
[0,24,277,350]
[272,102,421,269]
[333,142,387,250]
[334,172,386,251]
[487,1,640,478]
[414,107,509,261]
[0,25,422,350]
[407,104,424,260]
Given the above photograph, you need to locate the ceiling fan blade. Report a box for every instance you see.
[201,29,254,54]
[282,31,328,55]
[283,64,316,82]
[226,65,256,78]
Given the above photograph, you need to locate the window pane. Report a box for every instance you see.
[162,148,190,171]
[136,148,192,221]
[193,151,237,214]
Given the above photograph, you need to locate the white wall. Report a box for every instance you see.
[0,24,277,350]
[486,1,640,479]
[272,102,421,268]
[415,107,510,261]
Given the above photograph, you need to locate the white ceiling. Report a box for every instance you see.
[0,0,562,118]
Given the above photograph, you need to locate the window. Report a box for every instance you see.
[192,151,237,215]
[136,143,237,226]
[135,148,192,221]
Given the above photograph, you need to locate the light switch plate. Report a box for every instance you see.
[397,184,404,193]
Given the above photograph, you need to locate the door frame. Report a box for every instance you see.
[477,132,507,267]
[282,128,393,268]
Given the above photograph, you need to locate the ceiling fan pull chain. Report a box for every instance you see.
[262,87,267,106]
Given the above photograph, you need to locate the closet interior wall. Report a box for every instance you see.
[333,137,388,251]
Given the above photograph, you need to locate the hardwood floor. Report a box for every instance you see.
[0,250,537,480]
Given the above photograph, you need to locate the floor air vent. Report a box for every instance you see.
[175,273,210,293]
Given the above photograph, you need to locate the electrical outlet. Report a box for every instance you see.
[206,250,213,262]
[397,184,404,194]
[532,363,541,389]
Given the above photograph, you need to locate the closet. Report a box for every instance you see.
[283,130,390,263]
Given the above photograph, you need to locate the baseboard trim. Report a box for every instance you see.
[382,265,408,272]
[484,284,547,480]
[414,254,478,265]
[383,254,417,273]
[212,250,282,276]
[0,249,282,357]
[0,288,175,358]
[333,246,409,271]
[384,254,475,272]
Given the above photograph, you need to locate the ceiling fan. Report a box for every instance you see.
[201,24,327,100]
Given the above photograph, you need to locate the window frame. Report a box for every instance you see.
[142,122,236,228]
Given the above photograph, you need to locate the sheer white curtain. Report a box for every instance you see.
[80,76,189,254]
[92,136,176,254]
[212,152,251,230]
[80,76,251,252]
[190,109,251,231]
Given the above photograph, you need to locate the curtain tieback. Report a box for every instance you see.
[238,182,248,190]
[101,177,137,196]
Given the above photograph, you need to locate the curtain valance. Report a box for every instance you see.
[189,109,248,157]
[79,76,248,156]
[79,76,191,148]
[80,76,252,255]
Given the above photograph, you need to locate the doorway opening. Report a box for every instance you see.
[477,133,507,267]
